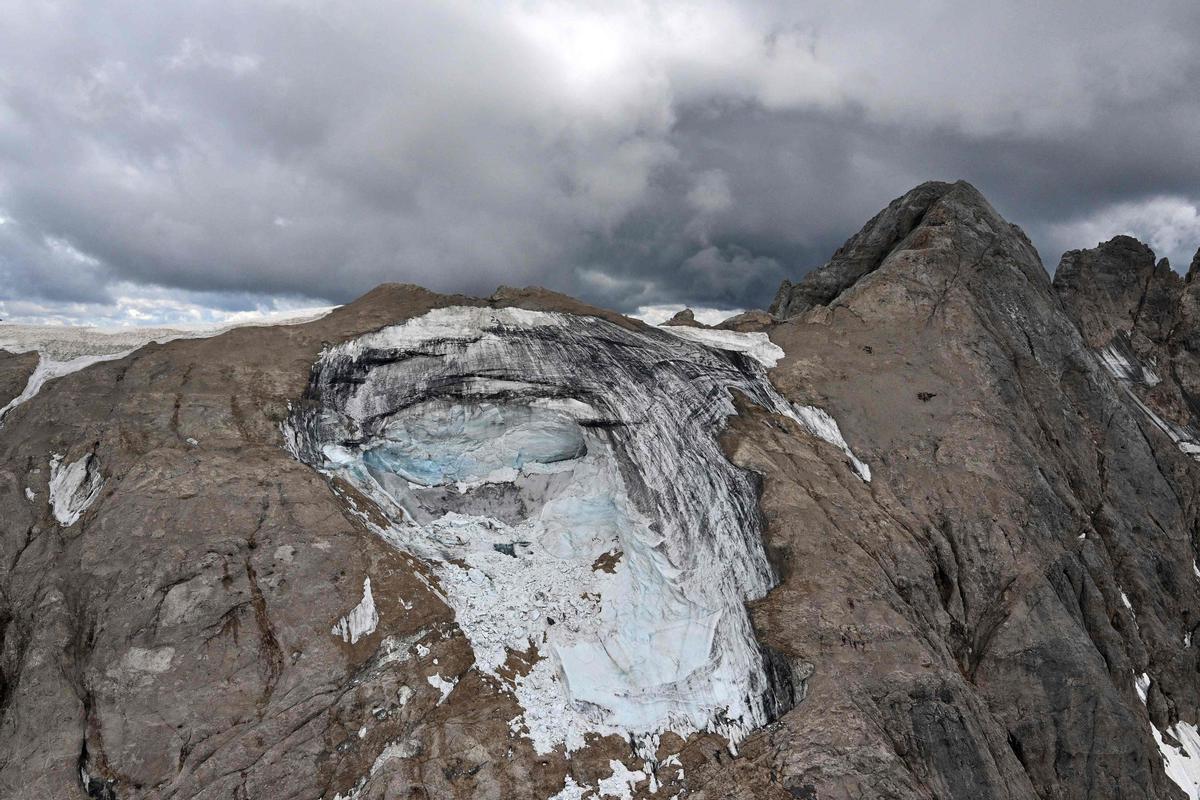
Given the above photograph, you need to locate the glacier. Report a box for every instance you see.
[287,306,866,755]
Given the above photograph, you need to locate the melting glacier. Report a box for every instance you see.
[287,306,865,754]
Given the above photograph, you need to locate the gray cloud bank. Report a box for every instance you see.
[2,0,1200,324]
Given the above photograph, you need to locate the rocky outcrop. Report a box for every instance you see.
[769,181,966,319]
[0,349,37,408]
[1055,237,1200,457]
[715,310,776,333]
[1054,235,1183,349]
[662,308,707,327]
[2,182,1199,800]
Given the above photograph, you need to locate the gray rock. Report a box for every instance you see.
[1053,235,1182,349]
[752,180,1198,799]
[769,180,963,318]
[662,307,707,327]
[0,349,36,408]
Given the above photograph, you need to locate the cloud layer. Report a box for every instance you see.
[2,0,1199,324]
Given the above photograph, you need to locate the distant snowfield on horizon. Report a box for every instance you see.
[631,304,745,326]
[0,305,336,361]
[0,305,336,424]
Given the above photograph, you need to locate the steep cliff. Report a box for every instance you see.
[744,182,1200,799]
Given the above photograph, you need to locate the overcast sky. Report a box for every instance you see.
[2,0,1199,326]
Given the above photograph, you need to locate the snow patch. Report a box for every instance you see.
[1121,590,1135,614]
[1098,341,1160,386]
[426,673,457,704]
[597,760,647,799]
[1095,339,1200,462]
[1137,672,1200,798]
[48,453,103,526]
[331,577,379,644]
[0,351,134,425]
[659,324,785,368]
[1124,388,1200,463]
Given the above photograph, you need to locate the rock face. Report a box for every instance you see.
[662,308,707,328]
[743,181,1200,800]
[0,349,37,409]
[769,181,963,319]
[1054,236,1200,459]
[1,182,1199,800]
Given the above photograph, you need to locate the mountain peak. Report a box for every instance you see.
[770,179,1033,319]
[1053,235,1181,348]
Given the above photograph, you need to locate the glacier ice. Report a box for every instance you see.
[331,577,380,644]
[48,452,103,526]
[663,323,870,480]
[287,306,866,755]
[659,324,785,368]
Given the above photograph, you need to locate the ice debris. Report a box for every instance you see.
[48,453,103,526]
[596,760,648,799]
[331,577,380,644]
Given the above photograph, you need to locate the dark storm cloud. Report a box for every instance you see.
[2,0,1200,323]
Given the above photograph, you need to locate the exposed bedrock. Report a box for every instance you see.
[1054,236,1200,461]
[0,348,38,410]
[744,180,1200,799]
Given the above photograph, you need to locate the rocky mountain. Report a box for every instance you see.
[2,181,1200,799]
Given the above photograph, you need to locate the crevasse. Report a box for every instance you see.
[286,307,866,754]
